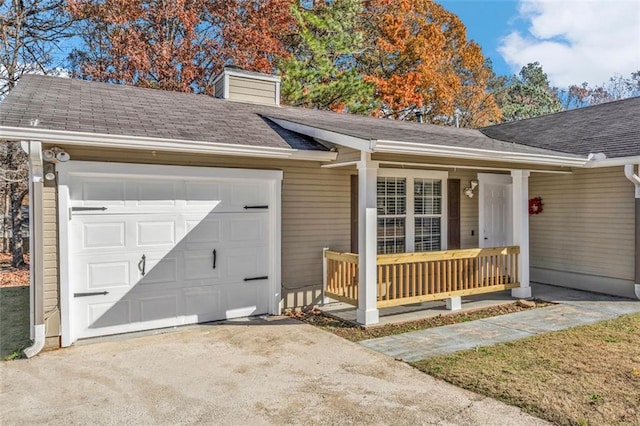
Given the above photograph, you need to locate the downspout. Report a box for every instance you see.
[22,141,45,358]
[623,164,640,300]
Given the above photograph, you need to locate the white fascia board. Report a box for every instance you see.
[0,126,337,162]
[374,139,587,167]
[584,155,640,168]
[268,118,374,152]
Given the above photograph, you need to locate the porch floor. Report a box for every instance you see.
[320,282,637,327]
[321,288,516,327]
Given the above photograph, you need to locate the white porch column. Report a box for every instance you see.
[511,169,531,298]
[357,154,379,325]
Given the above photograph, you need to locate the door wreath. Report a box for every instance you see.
[529,197,543,215]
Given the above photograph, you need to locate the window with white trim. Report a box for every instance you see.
[414,178,442,251]
[376,171,446,254]
[377,177,406,254]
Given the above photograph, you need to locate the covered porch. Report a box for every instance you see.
[324,152,537,326]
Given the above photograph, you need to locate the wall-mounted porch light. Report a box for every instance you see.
[44,163,56,181]
[463,180,478,198]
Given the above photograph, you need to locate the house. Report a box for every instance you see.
[0,70,638,356]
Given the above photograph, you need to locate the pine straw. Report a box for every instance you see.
[412,313,640,426]
[0,253,29,288]
[288,300,552,342]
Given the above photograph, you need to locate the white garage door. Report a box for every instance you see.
[59,162,281,342]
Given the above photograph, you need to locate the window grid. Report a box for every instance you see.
[377,177,406,254]
[414,179,442,252]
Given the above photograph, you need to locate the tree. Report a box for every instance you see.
[1,0,73,267]
[497,62,563,122]
[0,142,28,267]
[0,0,74,98]
[68,0,295,94]
[278,0,374,112]
[564,71,640,109]
[357,0,500,126]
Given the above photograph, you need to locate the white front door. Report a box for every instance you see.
[478,173,512,248]
[58,162,281,344]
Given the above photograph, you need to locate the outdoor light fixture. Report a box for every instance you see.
[464,180,478,198]
[42,146,70,163]
[44,163,56,181]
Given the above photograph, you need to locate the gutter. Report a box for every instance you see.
[0,126,338,162]
[21,141,46,358]
[624,164,640,300]
[374,139,587,168]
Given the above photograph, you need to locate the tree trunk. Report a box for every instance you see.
[10,184,27,268]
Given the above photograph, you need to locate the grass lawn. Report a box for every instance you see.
[290,299,551,342]
[412,313,640,426]
[1,253,31,360]
[0,286,30,360]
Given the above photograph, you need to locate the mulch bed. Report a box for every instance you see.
[287,299,553,342]
[0,253,29,288]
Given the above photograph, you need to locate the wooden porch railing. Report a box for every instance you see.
[323,246,520,308]
[324,249,359,305]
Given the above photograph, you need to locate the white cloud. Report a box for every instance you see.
[499,0,640,87]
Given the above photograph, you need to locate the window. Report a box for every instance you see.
[414,179,442,251]
[377,177,406,254]
[376,172,446,254]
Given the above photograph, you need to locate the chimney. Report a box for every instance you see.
[213,66,281,107]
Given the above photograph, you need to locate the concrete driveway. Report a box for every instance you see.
[1,317,547,425]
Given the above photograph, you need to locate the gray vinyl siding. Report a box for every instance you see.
[529,166,636,293]
[227,76,277,106]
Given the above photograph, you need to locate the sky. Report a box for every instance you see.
[440,0,640,87]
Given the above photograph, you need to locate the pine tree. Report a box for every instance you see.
[278,0,374,112]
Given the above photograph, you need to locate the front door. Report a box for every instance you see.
[478,173,512,248]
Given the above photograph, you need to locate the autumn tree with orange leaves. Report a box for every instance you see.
[359,0,500,126]
[67,0,295,94]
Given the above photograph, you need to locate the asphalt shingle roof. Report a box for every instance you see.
[2,75,633,160]
[480,97,640,159]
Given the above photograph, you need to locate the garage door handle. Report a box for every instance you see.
[74,291,109,297]
[244,205,268,210]
[212,249,217,269]
[244,276,268,282]
[138,254,146,276]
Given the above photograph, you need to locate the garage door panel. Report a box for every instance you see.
[137,220,176,247]
[139,294,179,322]
[87,261,130,290]
[224,248,265,279]
[88,300,132,329]
[185,182,222,207]
[82,221,126,250]
[184,288,221,320]
[184,217,222,244]
[139,255,180,286]
[184,251,219,281]
[134,181,178,207]
[225,282,268,318]
[73,179,126,207]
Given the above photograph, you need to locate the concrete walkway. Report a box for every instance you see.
[360,283,640,362]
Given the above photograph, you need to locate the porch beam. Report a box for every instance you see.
[356,153,380,325]
[511,169,531,298]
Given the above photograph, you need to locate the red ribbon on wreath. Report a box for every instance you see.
[529,197,543,215]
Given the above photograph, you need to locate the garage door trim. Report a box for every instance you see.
[57,161,283,347]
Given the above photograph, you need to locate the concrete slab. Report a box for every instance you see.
[0,317,547,425]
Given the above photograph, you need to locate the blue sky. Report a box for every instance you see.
[440,0,520,77]
[440,0,640,87]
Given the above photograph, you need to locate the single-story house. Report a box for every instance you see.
[1,69,638,356]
